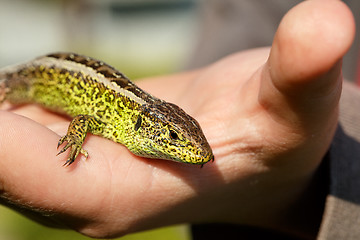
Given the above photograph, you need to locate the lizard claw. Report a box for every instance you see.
[57,136,66,149]
[57,135,88,166]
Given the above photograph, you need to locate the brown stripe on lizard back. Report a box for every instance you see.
[46,52,159,104]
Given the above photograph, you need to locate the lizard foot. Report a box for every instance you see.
[57,135,89,166]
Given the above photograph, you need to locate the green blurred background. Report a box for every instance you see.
[0,0,198,78]
[0,0,199,239]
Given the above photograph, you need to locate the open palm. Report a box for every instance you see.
[0,1,355,238]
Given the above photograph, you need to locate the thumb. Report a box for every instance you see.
[260,0,355,130]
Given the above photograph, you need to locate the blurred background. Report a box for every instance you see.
[0,0,197,239]
[0,0,198,79]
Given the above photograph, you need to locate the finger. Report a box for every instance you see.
[0,112,105,212]
[10,104,69,125]
[0,111,64,198]
[0,111,126,235]
[259,0,355,129]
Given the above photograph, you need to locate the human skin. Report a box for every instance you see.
[0,0,355,239]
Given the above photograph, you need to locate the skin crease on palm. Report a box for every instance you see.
[0,0,355,239]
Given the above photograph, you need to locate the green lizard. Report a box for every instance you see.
[0,53,214,166]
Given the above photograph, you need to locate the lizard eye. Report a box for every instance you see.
[169,130,179,140]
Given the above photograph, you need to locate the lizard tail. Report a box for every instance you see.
[0,69,9,103]
[0,62,29,103]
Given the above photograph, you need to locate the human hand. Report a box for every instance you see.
[0,0,355,238]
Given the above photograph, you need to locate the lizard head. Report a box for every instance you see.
[129,102,214,165]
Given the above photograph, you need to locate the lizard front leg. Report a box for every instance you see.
[57,114,104,166]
